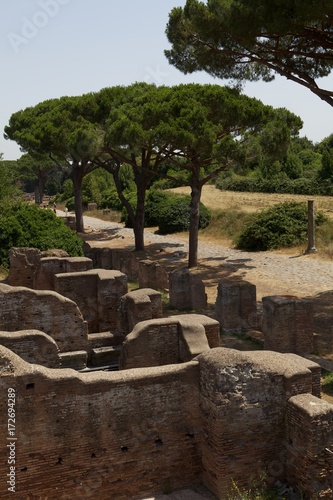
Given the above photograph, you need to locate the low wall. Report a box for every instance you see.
[120,314,220,370]
[0,342,330,499]
[0,346,202,499]
[0,284,88,352]
[0,330,60,368]
[55,269,128,333]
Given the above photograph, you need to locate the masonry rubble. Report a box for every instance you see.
[0,246,332,499]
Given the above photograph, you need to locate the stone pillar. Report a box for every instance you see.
[138,259,168,290]
[286,394,333,499]
[262,295,314,354]
[305,199,317,254]
[117,288,163,338]
[215,279,257,334]
[169,268,207,310]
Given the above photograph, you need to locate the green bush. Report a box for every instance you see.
[236,201,327,251]
[120,189,211,233]
[100,187,124,211]
[0,203,84,266]
[145,190,170,227]
[216,173,326,196]
[158,194,211,234]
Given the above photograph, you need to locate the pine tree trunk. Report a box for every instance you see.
[188,184,202,268]
[73,166,84,233]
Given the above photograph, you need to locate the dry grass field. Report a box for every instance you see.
[169,185,333,217]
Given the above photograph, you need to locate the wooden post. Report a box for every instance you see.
[305,199,317,254]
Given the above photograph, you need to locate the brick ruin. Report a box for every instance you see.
[0,247,333,499]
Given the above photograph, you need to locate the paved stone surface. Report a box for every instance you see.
[79,213,333,300]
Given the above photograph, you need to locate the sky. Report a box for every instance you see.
[1,0,333,160]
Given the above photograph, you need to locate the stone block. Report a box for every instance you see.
[215,278,257,334]
[262,295,314,355]
[55,269,128,334]
[117,288,163,338]
[138,259,169,290]
[169,268,207,310]
[90,345,122,367]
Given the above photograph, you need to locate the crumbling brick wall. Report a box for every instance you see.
[117,288,163,339]
[55,269,128,333]
[0,330,60,368]
[262,295,314,355]
[0,346,202,500]
[197,348,324,498]
[119,314,220,369]
[0,339,331,499]
[34,256,93,290]
[286,394,333,499]
[0,284,88,352]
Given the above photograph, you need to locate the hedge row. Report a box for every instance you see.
[216,176,333,196]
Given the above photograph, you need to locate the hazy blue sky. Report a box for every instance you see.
[1,0,333,160]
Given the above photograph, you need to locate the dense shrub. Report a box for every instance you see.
[216,175,322,195]
[0,203,84,266]
[120,189,211,233]
[158,194,211,234]
[144,190,170,227]
[236,202,327,251]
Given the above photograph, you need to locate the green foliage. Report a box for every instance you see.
[0,158,22,204]
[318,150,333,182]
[0,203,83,266]
[157,194,211,234]
[216,174,323,196]
[321,370,333,394]
[165,0,333,106]
[236,202,327,251]
[121,189,211,233]
[144,190,170,227]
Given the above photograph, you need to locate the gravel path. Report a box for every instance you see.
[81,214,333,299]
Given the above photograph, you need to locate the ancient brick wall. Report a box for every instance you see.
[286,394,333,498]
[138,259,168,290]
[55,269,128,333]
[34,256,93,290]
[169,268,207,310]
[119,314,220,370]
[0,336,330,499]
[117,288,163,338]
[215,279,257,334]
[86,247,143,279]
[0,284,88,352]
[197,349,318,498]
[262,295,314,355]
[8,247,70,288]
[0,346,202,500]
[8,247,42,288]
[0,330,60,368]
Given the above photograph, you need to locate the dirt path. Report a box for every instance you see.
[80,204,333,358]
[82,213,333,301]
